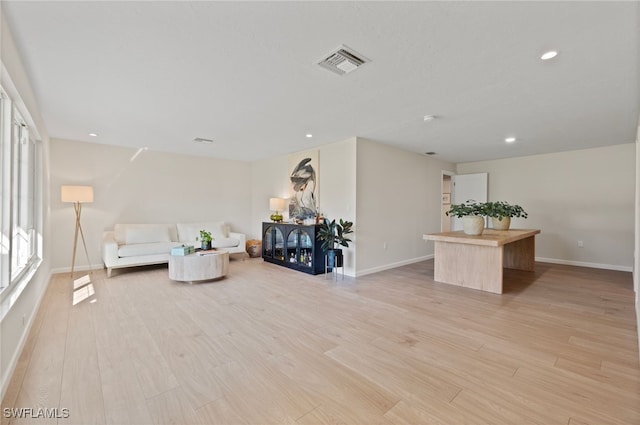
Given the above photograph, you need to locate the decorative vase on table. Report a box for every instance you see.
[199,229,213,251]
[463,216,485,236]
[446,201,485,236]
[483,201,528,231]
[491,217,511,230]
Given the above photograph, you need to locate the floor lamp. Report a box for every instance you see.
[61,185,94,277]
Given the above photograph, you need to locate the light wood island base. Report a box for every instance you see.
[424,229,540,294]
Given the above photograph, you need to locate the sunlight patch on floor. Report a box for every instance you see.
[72,274,95,305]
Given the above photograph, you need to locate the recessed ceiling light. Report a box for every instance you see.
[505,137,516,143]
[423,115,437,122]
[541,50,558,60]
[89,133,98,137]
[306,134,313,138]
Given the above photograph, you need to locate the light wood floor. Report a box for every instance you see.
[2,259,639,425]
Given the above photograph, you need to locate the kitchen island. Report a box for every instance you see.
[423,229,541,294]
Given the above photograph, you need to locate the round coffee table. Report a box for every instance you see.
[168,249,229,283]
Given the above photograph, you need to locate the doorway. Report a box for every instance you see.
[441,171,488,231]
[441,171,454,232]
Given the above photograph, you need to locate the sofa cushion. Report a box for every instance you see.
[213,237,240,249]
[177,222,227,243]
[125,227,172,245]
[118,242,177,258]
[114,224,178,244]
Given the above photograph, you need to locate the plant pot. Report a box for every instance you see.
[491,217,511,230]
[463,216,484,235]
[326,248,343,271]
[201,241,212,251]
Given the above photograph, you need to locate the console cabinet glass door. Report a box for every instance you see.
[263,225,285,261]
[286,229,313,268]
[299,230,313,267]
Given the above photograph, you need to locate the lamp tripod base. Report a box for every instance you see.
[70,202,92,278]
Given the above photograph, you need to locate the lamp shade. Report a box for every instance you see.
[269,197,286,211]
[61,185,94,203]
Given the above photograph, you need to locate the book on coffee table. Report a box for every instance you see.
[197,249,219,256]
[171,245,195,256]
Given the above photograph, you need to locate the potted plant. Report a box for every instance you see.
[483,201,528,230]
[199,229,213,250]
[317,218,353,270]
[446,200,486,235]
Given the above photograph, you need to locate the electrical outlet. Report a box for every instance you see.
[577,240,584,248]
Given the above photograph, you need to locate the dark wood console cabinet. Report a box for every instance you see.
[262,222,325,275]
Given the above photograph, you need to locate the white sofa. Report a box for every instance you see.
[102,221,247,277]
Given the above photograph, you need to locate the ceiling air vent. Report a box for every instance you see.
[318,45,369,76]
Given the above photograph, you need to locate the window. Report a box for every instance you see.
[0,86,42,297]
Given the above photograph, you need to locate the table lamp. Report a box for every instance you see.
[269,197,285,222]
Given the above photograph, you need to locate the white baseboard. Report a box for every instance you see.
[356,255,434,277]
[354,255,631,277]
[535,257,632,272]
[50,263,104,275]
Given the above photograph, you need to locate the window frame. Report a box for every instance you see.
[0,85,43,301]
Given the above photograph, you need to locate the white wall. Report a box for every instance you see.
[317,138,358,274]
[356,139,456,275]
[458,144,636,270]
[634,117,639,356]
[0,7,52,400]
[251,154,291,238]
[250,137,358,275]
[49,138,253,271]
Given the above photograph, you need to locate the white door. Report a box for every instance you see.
[450,173,488,231]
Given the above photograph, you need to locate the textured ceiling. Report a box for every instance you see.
[2,1,639,163]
